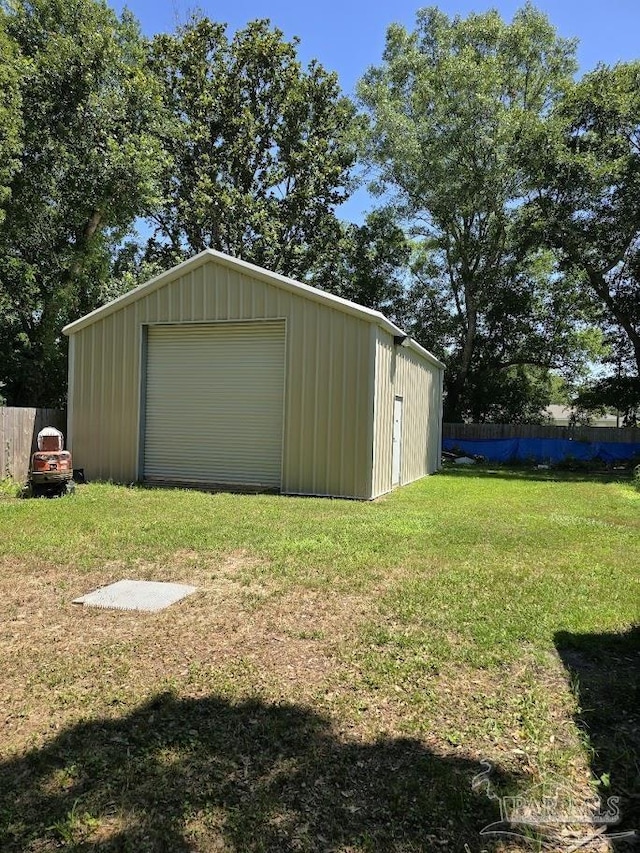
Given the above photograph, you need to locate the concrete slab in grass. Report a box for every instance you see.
[73,579,197,612]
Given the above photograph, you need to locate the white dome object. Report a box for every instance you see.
[37,426,64,451]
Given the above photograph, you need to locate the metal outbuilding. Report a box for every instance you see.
[63,250,444,499]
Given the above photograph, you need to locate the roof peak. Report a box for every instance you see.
[63,249,444,369]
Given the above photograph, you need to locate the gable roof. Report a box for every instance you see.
[62,249,444,369]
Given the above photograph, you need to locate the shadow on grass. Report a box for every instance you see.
[437,465,633,485]
[0,693,520,852]
[555,626,640,849]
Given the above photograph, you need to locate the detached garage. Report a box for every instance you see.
[63,250,444,500]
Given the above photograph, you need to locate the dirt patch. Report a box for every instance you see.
[0,551,372,757]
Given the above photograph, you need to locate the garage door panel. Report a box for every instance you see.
[143,322,285,487]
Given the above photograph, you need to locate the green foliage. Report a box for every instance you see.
[548,373,571,406]
[358,5,599,422]
[0,477,22,498]
[145,17,361,281]
[308,208,411,312]
[0,11,23,226]
[525,61,640,381]
[465,365,554,424]
[577,376,640,427]
[1,0,638,421]
[0,0,165,406]
[105,240,169,302]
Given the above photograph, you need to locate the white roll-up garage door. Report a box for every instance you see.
[143,321,286,488]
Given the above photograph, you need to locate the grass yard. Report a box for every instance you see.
[0,468,638,852]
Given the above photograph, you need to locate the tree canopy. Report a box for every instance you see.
[144,17,361,281]
[308,208,410,313]
[0,10,22,227]
[0,0,164,406]
[357,4,604,421]
[525,61,640,379]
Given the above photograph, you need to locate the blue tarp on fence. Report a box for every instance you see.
[443,437,640,464]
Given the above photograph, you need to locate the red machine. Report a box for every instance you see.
[29,427,75,497]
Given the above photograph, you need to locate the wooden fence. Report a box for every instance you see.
[1,408,67,484]
[443,422,639,444]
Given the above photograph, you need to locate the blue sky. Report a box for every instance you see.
[112,0,640,222]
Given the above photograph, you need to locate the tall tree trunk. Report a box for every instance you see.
[444,299,477,421]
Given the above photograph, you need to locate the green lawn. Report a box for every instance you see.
[0,469,638,851]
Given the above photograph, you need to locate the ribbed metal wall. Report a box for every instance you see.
[371,329,443,498]
[144,322,285,487]
[68,256,374,498]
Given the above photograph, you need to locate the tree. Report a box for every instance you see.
[576,376,640,427]
[0,12,22,226]
[308,208,411,313]
[0,13,23,404]
[524,62,640,389]
[466,365,554,424]
[145,17,360,282]
[0,0,164,406]
[575,323,640,426]
[358,4,594,421]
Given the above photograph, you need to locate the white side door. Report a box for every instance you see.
[392,395,403,487]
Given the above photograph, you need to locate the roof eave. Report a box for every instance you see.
[403,338,446,370]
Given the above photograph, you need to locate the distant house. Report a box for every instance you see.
[544,405,620,428]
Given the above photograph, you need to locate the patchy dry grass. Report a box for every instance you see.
[0,469,638,851]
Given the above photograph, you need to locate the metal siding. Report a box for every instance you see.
[371,329,443,497]
[126,308,140,479]
[432,365,444,472]
[67,259,373,498]
[397,346,435,485]
[69,312,134,484]
[70,333,85,469]
[281,297,372,499]
[144,322,285,488]
[67,335,75,451]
